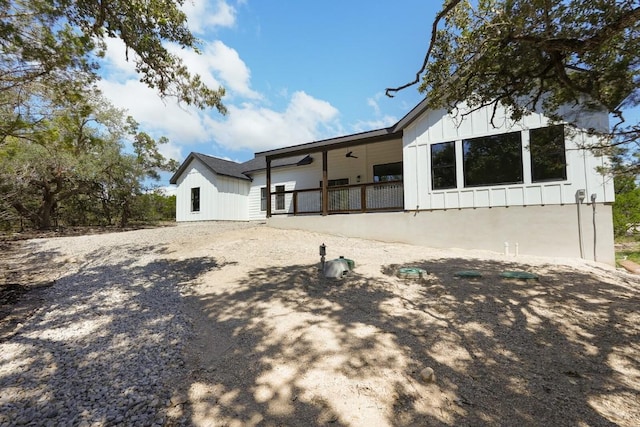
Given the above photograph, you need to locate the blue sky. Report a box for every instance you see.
[96,0,441,186]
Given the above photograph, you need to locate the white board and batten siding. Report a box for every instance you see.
[175,158,250,222]
[402,104,614,211]
[247,162,320,220]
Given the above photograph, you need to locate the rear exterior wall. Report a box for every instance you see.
[267,205,615,265]
[175,159,250,222]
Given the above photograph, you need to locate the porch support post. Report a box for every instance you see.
[322,150,328,216]
[266,157,272,218]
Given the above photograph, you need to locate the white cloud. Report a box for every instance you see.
[367,97,381,116]
[206,91,340,152]
[351,93,399,132]
[99,38,138,82]
[96,29,342,160]
[99,35,258,104]
[99,75,341,159]
[97,79,208,153]
[182,0,237,34]
[171,41,260,100]
[157,139,184,163]
[351,116,397,133]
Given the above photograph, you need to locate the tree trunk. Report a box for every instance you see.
[119,199,130,228]
[37,188,55,230]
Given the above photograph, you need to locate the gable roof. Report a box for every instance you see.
[169,152,250,184]
[240,154,312,174]
[170,98,430,184]
[169,152,314,184]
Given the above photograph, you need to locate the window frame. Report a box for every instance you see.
[462,131,524,188]
[373,162,403,183]
[529,125,567,183]
[275,185,285,210]
[431,141,457,190]
[190,187,200,212]
[260,187,267,211]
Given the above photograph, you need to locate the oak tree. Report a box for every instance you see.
[387,0,639,170]
[0,0,226,120]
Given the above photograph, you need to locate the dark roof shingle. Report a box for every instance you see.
[169,153,314,184]
[169,153,249,184]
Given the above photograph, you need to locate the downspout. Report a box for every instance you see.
[591,193,597,262]
[576,143,590,260]
[576,189,586,259]
[322,150,328,216]
[266,157,272,218]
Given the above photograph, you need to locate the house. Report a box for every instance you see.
[170,98,615,264]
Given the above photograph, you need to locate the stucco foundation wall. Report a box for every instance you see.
[267,204,615,265]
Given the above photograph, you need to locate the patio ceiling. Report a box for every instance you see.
[259,128,403,161]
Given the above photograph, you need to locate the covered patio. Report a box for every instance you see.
[261,127,405,217]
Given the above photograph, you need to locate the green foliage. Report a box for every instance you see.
[0,2,189,230]
[420,0,638,115]
[130,192,176,223]
[0,0,226,121]
[611,146,640,237]
[388,0,640,164]
[613,174,640,237]
[616,247,640,264]
[0,90,177,230]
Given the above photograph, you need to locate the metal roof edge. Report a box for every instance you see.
[391,97,430,132]
[170,99,432,183]
[169,152,198,184]
[255,98,429,160]
[258,127,400,160]
[241,154,313,174]
[169,152,251,184]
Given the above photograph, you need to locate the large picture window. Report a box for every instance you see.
[530,125,567,182]
[191,187,200,212]
[373,162,402,182]
[431,141,456,190]
[463,132,523,187]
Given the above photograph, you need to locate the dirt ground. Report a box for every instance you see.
[2,223,640,426]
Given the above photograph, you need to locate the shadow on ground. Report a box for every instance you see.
[0,242,225,425]
[181,257,640,426]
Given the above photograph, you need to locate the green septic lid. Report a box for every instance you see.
[397,267,428,279]
[500,271,538,280]
[454,270,483,278]
[338,256,355,270]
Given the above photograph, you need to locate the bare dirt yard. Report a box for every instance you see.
[1,222,639,426]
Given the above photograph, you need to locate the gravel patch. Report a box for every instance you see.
[2,221,639,426]
[0,221,256,427]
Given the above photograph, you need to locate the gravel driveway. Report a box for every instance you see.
[1,222,639,426]
[0,222,253,427]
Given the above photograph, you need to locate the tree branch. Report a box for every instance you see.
[505,7,640,54]
[385,0,465,97]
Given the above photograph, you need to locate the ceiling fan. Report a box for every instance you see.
[346,151,358,159]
